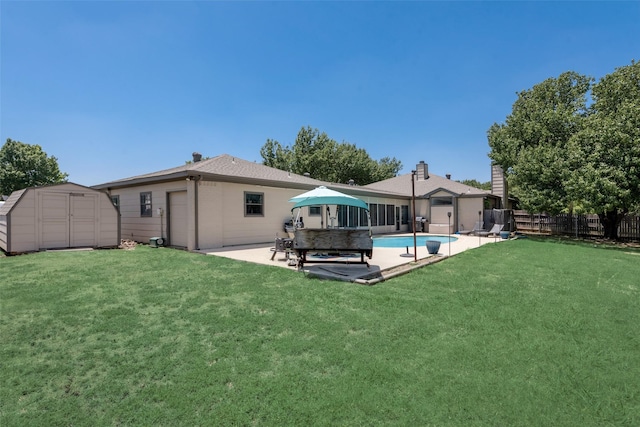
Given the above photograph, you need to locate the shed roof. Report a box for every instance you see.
[0,189,26,215]
[0,182,108,215]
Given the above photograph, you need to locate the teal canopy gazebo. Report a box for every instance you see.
[288,186,369,211]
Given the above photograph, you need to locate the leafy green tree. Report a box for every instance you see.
[0,139,68,196]
[260,126,402,184]
[567,61,640,239]
[487,71,592,214]
[488,61,640,239]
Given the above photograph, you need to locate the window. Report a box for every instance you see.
[111,195,120,208]
[336,206,362,228]
[360,207,369,227]
[431,197,453,206]
[369,203,378,226]
[140,192,152,217]
[378,204,386,227]
[401,205,409,224]
[245,192,264,216]
[309,205,321,216]
[386,204,395,225]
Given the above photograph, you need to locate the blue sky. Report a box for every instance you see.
[1,1,638,186]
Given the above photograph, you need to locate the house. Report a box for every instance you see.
[91,154,496,251]
[364,161,497,233]
[0,182,119,254]
[92,154,412,251]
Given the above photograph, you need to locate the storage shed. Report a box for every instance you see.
[0,183,120,254]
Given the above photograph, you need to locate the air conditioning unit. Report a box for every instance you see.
[149,237,165,248]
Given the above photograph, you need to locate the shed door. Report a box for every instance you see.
[39,192,97,249]
[40,193,70,249]
[169,191,188,247]
[70,194,97,247]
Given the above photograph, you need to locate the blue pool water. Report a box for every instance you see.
[373,235,457,248]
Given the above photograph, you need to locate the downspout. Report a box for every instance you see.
[453,195,459,232]
[194,175,201,250]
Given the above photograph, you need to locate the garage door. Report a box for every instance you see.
[169,191,188,247]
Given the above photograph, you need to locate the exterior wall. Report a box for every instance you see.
[107,178,412,250]
[0,215,6,251]
[220,183,302,247]
[5,190,37,253]
[109,181,188,244]
[96,191,120,247]
[194,181,412,249]
[457,197,484,231]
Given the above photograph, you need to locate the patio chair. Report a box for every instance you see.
[270,232,294,260]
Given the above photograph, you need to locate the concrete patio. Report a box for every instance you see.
[197,233,506,284]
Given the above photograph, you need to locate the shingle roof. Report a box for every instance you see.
[92,153,489,200]
[363,172,489,197]
[92,154,405,198]
[93,154,326,189]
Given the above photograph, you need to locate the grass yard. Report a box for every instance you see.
[1,239,639,426]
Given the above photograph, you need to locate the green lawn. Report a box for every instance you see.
[1,239,639,426]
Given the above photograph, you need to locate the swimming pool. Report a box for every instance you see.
[373,235,458,248]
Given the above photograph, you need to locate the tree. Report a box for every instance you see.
[567,61,640,239]
[487,71,592,214]
[260,126,402,184]
[488,61,640,240]
[0,139,68,196]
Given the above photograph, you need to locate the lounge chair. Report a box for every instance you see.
[487,223,503,237]
[459,221,485,235]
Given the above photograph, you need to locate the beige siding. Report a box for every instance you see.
[9,190,37,252]
[106,178,410,251]
[219,183,302,247]
[0,216,6,252]
[195,181,411,249]
[109,182,187,243]
[197,182,224,248]
[0,183,117,253]
[458,197,484,231]
[97,194,119,247]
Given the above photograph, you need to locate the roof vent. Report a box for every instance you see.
[446,174,451,180]
[348,179,355,186]
[192,152,202,162]
[303,172,310,177]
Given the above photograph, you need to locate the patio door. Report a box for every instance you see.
[395,207,400,231]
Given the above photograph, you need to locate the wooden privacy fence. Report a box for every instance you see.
[513,210,640,240]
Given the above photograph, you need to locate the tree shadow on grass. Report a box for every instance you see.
[524,234,640,253]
